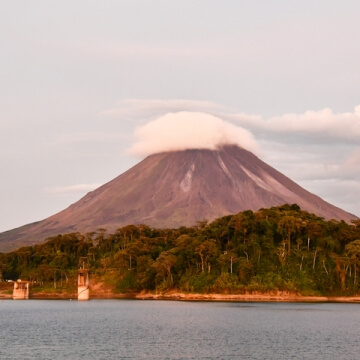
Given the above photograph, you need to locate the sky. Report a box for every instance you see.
[1,1,360,232]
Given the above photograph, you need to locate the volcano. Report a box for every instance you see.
[0,145,356,251]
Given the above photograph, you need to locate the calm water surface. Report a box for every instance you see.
[1,299,360,359]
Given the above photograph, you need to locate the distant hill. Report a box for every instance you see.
[0,145,356,252]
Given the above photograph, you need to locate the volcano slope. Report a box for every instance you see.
[0,145,356,251]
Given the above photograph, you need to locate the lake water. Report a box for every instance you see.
[1,300,360,359]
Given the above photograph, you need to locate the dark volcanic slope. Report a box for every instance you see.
[0,145,356,251]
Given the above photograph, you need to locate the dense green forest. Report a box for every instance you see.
[1,204,360,296]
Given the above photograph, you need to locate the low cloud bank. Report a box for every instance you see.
[264,106,360,139]
[127,111,259,157]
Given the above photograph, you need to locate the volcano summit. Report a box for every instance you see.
[0,145,356,251]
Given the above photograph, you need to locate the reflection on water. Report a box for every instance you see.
[1,300,360,359]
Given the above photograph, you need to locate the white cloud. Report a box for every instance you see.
[227,106,360,143]
[264,106,360,139]
[127,111,259,157]
[44,183,103,195]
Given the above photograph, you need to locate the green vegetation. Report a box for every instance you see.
[1,205,360,296]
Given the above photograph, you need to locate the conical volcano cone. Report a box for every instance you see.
[0,145,356,251]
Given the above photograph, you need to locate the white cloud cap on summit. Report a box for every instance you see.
[127,111,259,157]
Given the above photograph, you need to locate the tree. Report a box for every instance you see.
[278,215,302,253]
[152,251,178,286]
[305,221,324,251]
[345,240,360,286]
[195,240,219,273]
[230,211,254,245]
[218,251,238,274]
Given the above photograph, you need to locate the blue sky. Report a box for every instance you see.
[1,1,359,232]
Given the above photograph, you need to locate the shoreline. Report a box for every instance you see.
[2,289,360,303]
[132,292,360,303]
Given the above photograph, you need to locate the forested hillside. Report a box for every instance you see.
[1,205,360,296]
